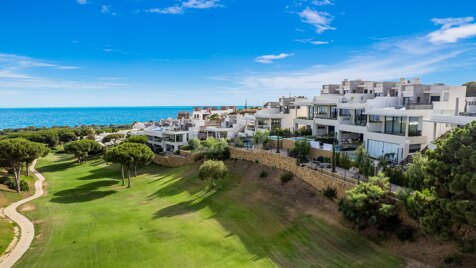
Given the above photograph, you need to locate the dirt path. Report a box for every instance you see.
[0,160,45,268]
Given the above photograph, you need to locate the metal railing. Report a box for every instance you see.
[405,103,433,110]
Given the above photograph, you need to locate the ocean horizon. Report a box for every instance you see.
[0,106,241,130]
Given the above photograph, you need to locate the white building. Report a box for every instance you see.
[255,96,309,132]
[294,78,469,162]
[137,107,256,153]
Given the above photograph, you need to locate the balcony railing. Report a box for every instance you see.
[405,103,433,110]
[315,113,337,120]
[408,130,422,137]
[297,116,313,120]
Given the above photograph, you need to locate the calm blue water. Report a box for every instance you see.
[0,106,195,129]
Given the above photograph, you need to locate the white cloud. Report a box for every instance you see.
[103,48,127,54]
[100,5,117,15]
[254,53,294,64]
[428,16,476,44]
[228,33,476,94]
[77,0,87,5]
[182,0,220,9]
[295,39,330,45]
[299,7,335,33]
[147,0,220,15]
[0,53,121,91]
[147,6,183,15]
[313,0,334,6]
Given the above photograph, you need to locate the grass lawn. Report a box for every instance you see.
[0,174,36,255]
[17,153,405,267]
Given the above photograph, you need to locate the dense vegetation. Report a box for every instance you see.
[0,138,49,192]
[64,139,102,163]
[339,173,400,231]
[400,121,476,251]
[464,81,476,97]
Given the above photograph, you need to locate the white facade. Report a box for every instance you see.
[293,78,472,162]
[255,96,309,132]
[136,107,256,153]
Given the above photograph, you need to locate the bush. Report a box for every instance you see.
[1,177,29,192]
[443,254,462,265]
[198,160,228,190]
[385,166,407,187]
[124,135,148,144]
[259,170,268,178]
[339,173,401,231]
[323,187,337,199]
[200,138,229,160]
[395,225,415,242]
[281,172,294,184]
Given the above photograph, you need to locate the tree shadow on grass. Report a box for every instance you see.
[37,161,74,174]
[150,165,404,267]
[50,180,117,203]
[147,166,205,200]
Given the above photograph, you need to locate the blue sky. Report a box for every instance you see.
[1,0,476,107]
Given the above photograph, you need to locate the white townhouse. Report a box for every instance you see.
[294,78,470,162]
[136,107,256,153]
[255,96,309,132]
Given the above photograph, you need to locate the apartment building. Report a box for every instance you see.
[137,107,256,153]
[255,96,309,132]
[294,78,468,162]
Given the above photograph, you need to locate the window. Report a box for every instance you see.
[330,106,337,119]
[355,109,367,126]
[408,117,420,136]
[409,144,421,153]
[443,92,449,101]
[384,116,406,136]
[367,139,401,161]
[339,109,351,116]
[369,115,381,122]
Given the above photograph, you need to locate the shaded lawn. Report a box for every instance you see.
[17,153,405,267]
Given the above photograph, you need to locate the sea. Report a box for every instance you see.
[0,106,198,130]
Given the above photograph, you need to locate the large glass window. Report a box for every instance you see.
[367,139,401,161]
[384,116,406,136]
[330,106,337,119]
[355,109,367,126]
[408,117,421,136]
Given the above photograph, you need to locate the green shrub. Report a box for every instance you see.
[395,225,415,242]
[323,187,337,199]
[443,254,462,265]
[1,177,29,192]
[339,173,401,231]
[281,172,294,184]
[259,170,268,178]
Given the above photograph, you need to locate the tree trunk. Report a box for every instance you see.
[134,165,137,177]
[13,166,20,193]
[127,167,131,188]
[25,162,30,177]
[121,164,125,186]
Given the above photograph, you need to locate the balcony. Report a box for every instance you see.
[408,130,422,137]
[315,113,337,120]
[405,103,433,110]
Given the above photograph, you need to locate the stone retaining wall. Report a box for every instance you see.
[230,147,355,198]
[153,154,196,167]
[268,140,335,159]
